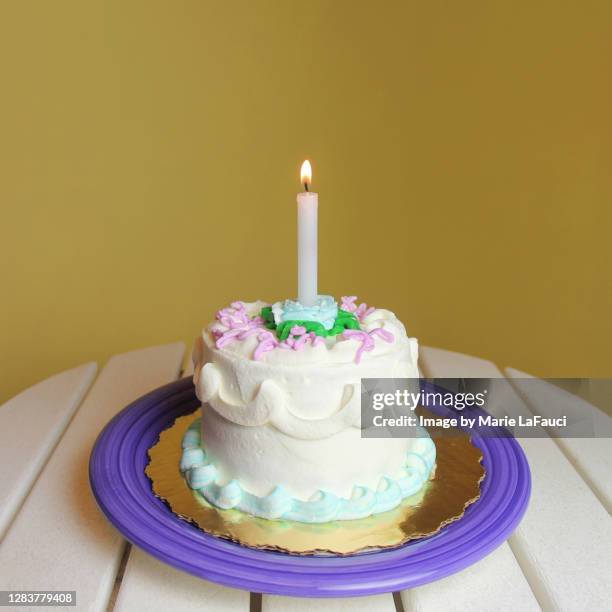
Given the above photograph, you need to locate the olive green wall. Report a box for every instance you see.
[1,1,611,402]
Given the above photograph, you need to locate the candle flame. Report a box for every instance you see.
[300,160,312,187]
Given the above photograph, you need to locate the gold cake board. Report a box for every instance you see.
[146,412,484,555]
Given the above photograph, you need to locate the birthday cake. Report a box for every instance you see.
[181,295,436,523]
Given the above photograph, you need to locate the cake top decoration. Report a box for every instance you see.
[271,295,338,331]
[209,296,396,364]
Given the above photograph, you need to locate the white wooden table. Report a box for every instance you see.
[1,343,610,611]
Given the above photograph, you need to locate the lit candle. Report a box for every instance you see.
[297,160,318,307]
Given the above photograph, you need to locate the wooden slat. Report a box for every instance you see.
[401,545,539,612]
[182,344,194,377]
[113,548,248,612]
[0,362,97,540]
[418,346,612,611]
[0,343,184,612]
[264,593,396,611]
[505,367,612,513]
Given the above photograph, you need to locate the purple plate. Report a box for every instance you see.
[89,377,530,597]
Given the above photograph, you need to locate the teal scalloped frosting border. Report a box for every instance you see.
[179,419,436,523]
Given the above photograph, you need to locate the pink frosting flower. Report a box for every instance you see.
[309,331,325,347]
[340,296,358,312]
[340,296,376,322]
[253,331,278,360]
[277,326,322,352]
[215,301,251,329]
[342,327,394,363]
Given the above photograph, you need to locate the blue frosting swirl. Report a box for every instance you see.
[179,419,436,523]
[271,295,338,331]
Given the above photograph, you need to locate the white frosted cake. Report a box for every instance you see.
[181,295,435,523]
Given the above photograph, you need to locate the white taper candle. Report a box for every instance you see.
[297,160,318,306]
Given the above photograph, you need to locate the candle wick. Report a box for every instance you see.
[304,183,309,192]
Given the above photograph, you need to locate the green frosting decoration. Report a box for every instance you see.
[277,320,327,340]
[259,307,360,340]
[260,306,276,330]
